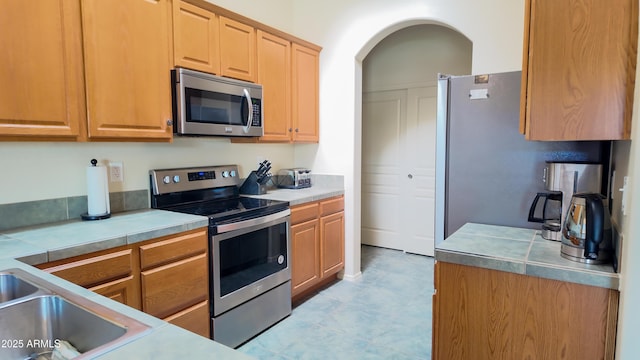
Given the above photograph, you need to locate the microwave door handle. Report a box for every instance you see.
[242,88,253,134]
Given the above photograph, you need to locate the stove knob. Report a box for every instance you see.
[173,175,180,183]
[163,176,171,184]
[222,171,229,178]
[230,170,236,177]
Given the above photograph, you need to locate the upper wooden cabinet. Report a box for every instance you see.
[219,16,256,82]
[520,0,638,141]
[256,30,292,142]
[0,1,86,140]
[173,0,221,75]
[82,0,173,140]
[292,44,320,143]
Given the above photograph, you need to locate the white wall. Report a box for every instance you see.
[289,0,524,279]
[0,139,294,204]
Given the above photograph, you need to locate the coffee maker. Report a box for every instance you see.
[528,162,603,240]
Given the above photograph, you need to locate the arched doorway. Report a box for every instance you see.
[359,24,472,256]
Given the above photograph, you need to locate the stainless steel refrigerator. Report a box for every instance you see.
[435,71,609,245]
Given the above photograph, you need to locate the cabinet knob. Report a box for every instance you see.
[408,174,413,179]
[288,128,293,132]
[295,128,299,132]
[166,119,173,127]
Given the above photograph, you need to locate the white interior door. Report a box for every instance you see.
[362,86,436,256]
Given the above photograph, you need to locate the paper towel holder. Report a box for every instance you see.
[81,159,111,221]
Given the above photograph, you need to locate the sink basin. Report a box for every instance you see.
[0,269,151,359]
[0,273,39,303]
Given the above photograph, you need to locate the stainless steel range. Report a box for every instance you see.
[149,165,291,348]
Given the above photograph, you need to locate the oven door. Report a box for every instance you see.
[211,209,291,316]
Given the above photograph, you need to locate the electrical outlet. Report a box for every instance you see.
[109,161,124,182]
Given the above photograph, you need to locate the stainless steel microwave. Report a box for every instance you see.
[171,68,264,137]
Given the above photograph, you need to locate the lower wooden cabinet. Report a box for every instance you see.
[433,261,619,360]
[291,196,344,299]
[38,228,210,338]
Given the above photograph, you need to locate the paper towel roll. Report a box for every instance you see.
[86,165,110,216]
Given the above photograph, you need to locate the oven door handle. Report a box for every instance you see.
[216,208,291,233]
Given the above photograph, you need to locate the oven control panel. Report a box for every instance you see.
[150,165,241,195]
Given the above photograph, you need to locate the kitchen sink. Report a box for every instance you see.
[0,273,39,303]
[0,269,151,360]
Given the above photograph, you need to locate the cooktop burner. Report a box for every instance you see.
[162,196,288,225]
[149,165,289,228]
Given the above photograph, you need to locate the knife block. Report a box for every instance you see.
[239,171,268,195]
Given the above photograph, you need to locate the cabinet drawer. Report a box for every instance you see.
[291,202,319,224]
[165,300,210,338]
[320,196,344,217]
[45,249,133,288]
[140,229,207,270]
[141,253,208,319]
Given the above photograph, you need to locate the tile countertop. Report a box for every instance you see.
[246,186,344,206]
[435,223,619,290]
[0,185,343,359]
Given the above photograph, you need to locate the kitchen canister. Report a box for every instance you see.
[82,159,111,220]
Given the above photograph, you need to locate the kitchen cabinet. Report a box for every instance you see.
[219,16,256,82]
[520,0,638,141]
[173,0,221,75]
[82,0,173,140]
[40,248,141,310]
[139,229,209,338]
[291,44,320,143]
[38,228,210,338]
[0,1,85,140]
[291,196,344,300]
[432,261,619,359]
[255,30,292,142]
[233,39,321,144]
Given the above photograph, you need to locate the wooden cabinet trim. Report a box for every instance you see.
[140,229,207,270]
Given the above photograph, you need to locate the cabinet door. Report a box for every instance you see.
[320,211,345,277]
[291,43,319,143]
[219,16,256,82]
[0,1,85,139]
[173,0,220,75]
[141,253,208,319]
[82,0,173,140]
[291,220,320,296]
[520,0,637,140]
[257,30,292,142]
[90,275,141,310]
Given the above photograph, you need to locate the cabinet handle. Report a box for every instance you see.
[166,119,173,127]
[288,128,293,132]
[295,128,299,132]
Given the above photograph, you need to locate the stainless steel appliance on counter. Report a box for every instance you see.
[276,168,312,189]
[562,193,613,264]
[171,68,264,137]
[435,71,609,245]
[150,165,291,348]
[528,162,603,240]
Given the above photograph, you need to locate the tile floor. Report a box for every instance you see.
[238,245,435,359]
